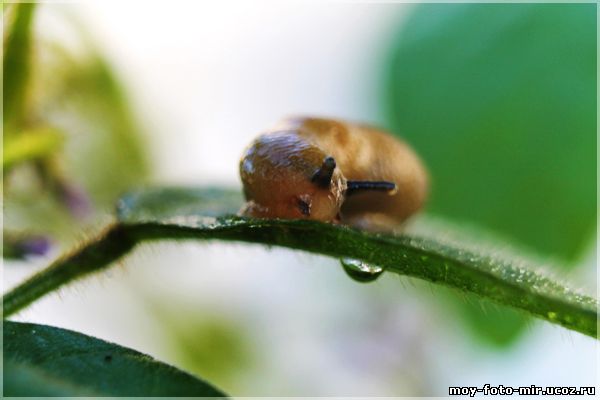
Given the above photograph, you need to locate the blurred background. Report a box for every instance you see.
[3,1,597,396]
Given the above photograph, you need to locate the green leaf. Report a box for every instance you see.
[42,52,150,206]
[4,360,98,396]
[3,3,36,134]
[3,320,226,397]
[3,127,64,170]
[116,186,242,221]
[146,307,255,394]
[382,3,596,345]
[383,2,596,262]
[3,17,150,248]
[2,187,597,339]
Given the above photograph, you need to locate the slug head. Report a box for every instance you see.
[239,132,346,221]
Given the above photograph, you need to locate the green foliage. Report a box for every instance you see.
[3,320,226,396]
[384,2,596,261]
[5,360,95,396]
[151,309,254,394]
[117,186,242,220]
[3,3,35,135]
[39,52,150,206]
[3,188,597,339]
[383,3,596,345]
[3,5,150,252]
[3,127,64,169]
[3,4,597,392]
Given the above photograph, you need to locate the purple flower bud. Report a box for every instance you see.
[19,236,51,256]
[59,183,92,219]
[4,234,52,259]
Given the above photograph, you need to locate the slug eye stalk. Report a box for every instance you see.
[312,156,336,188]
[346,180,397,196]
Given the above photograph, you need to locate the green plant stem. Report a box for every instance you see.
[3,217,598,338]
[2,225,135,317]
[3,3,36,134]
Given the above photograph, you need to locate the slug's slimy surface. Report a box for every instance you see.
[239,117,428,231]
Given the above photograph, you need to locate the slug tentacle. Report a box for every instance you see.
[346,180,397,196]
[239,117,428,231]
[311,156,336,188]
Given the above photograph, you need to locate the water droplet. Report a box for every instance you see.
[340,258,384,283]
[547,311,557,320]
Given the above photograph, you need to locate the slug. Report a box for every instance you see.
[239,117,428,231]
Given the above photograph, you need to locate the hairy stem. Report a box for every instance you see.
[2,217,597,338]
[3,225,135,317]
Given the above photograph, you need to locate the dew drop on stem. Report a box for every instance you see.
[340,258,384,283]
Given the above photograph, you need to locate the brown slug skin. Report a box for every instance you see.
[239,117,428,231]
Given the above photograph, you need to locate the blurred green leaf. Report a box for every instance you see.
[3,127,64,169]
[3,3,35,135]
[148,306,254,394]
[39,52,150,206]
[384,2,595,261]
[3,320,227,397]
[3,10,150,249]
[383,3,596,345]
[3,187,597,339]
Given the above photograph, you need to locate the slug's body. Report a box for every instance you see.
[239,117,428,231]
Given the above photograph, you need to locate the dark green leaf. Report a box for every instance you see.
[3,320,226,397]
[4,360,98,396]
